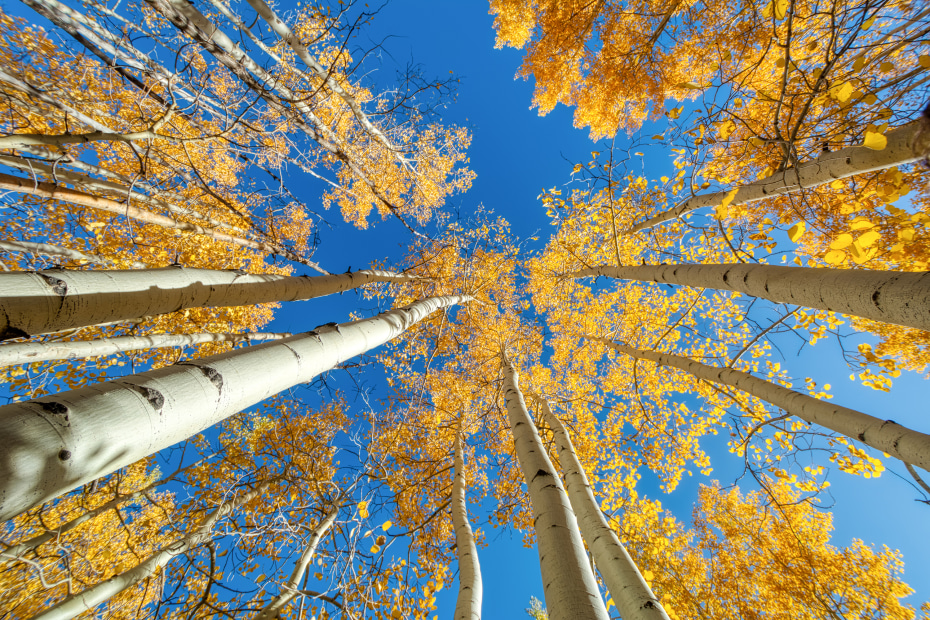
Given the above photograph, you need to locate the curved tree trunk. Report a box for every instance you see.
[0,295,468,521]
[0,331,291,367]
[627,119,930,233]
[0,267,407,339]
[603,340,930,471]
[502,356,609,620]
[0,239,147,269]
[538,400,670,620]
[452,431,482,620]
[575,264,930,332]
[29,484,265,620]
[254,506,340,620]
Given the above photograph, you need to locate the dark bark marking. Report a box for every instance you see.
[532,469,553,481]
[0,325,29,341]
[858,431,866,442]
[40,273,68,296]
[38,402,68,416]
[198,365,224,391]
[126,384,165,411]
[58,449,71,461]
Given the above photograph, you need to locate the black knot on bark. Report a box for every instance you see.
[58,449,71,461]
[41,274,68,296]
[39,402,69,415]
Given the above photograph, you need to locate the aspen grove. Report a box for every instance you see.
[0,0,928,618]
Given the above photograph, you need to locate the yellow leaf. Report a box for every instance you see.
[898,228,915,241]
[829,233,853,250]
[824,249,845,265]
[831,82,854,102]
[857,230,881,247]
[773,0,788,19]
[880,61,894,73]
[920,55,930,69]
[676,81,702,90]
[358,500,369,519]
[382,520,392,531]
[849,218,873,230]
[788,221,806,242]
[370,545,381,553]
[643,570,655,581]
[861,15,875,30]
[652,134,665,140]
[661,176,669,184]
[667,106,684,119]
[862,131,887,150]
[718,119,737,140]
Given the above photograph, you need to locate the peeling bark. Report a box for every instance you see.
[0,295,468,521]
[502,356,609,620]
[576,263,930,332]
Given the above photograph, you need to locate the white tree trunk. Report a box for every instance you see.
[0,239,147,269]
[0,295,467,521]
[538,401,670,620]
[28,484,264,620]
[0,267,408,339]
[254,506,339,620]
[605,340,930,472]
[501,357,609,620]
[0,331,291,367]
[452,431,482,620]
[576,264,930,332]
[628,119,930,233]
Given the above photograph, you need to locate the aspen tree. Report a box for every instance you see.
[576,263,930,331]
[537,399,669,620]
[0,295,468,521]
[28,483,267,620]
[0,331,292,367]
[501,355,609,620]
[603,340,930,471]
[628,119,930,233]
[0,267,408,339]
[452,431,482,620]
[0,239,148,269]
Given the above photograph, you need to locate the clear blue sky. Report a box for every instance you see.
[265,0,930,616]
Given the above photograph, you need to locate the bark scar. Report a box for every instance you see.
[125,384,165,412]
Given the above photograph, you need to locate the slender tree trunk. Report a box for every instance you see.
[0,331,291,367]
[627,119,930,233]
[0,172,321,269]
[2,455,212,559]
[0,239,147,269]
[0,295,467,521]
[538,400,669,620]
[254,506,339,620]
[575,264,930,332]
[501,356,609,620]
[28,484,265,620]
[602,340,930,471]
[0,267,406,339]
[452,431,482,620]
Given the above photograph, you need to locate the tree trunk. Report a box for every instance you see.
[603,340,930,471]
[501,356,609,620]
[538,400,670,620]
[575,264,930,332]
[627,119,930,233]
[254,506,339,620]
[0,239,147,269]
[0,267,407,339]
[452,431,482,620]
[28,484,265,620]
[0,331,291,367]
[0,295,467,521]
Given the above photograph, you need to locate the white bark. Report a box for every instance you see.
[538,401,670,620]
[628,119,930,233]
[0,239,147,269]
[254,506,339,620]
[501,357,609,620]
[576,263,930,332]
[0,331,291,367]
[0,267,407,339]
[0,295,467,521]
[28,484,264,620]
[452,431,482,620]
[605,341,930,472]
